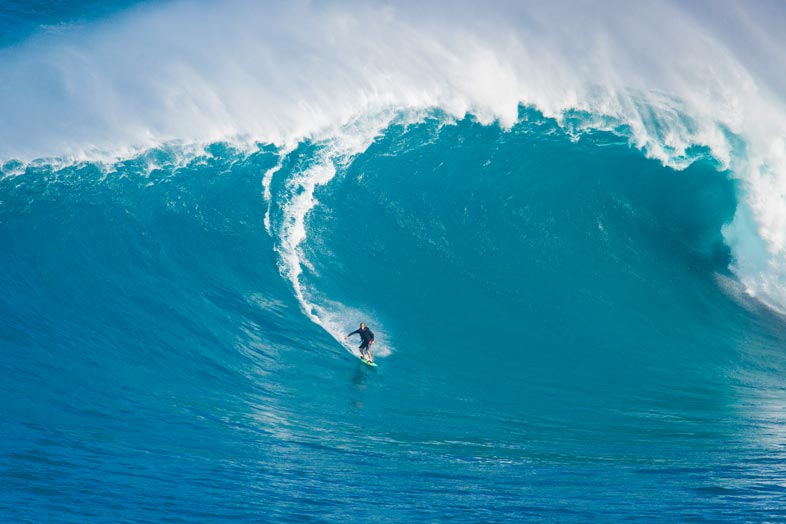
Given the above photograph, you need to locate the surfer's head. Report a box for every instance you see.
[360,322,365,329]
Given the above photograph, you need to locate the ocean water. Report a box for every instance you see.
[4,1,786,523]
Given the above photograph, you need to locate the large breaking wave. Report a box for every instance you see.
[3,0,786,316]
[7,3,786,521]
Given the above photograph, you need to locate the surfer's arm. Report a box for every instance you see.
[345,329,360,339]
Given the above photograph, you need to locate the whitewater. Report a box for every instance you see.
[4,1,786,522]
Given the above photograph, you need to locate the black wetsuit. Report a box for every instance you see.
[347,327,375,350]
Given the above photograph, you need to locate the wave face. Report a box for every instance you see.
[5,1,786,523]
[5,111,786,523]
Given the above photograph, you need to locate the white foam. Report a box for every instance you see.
[272,110,402,355]
[262,145,293,235]
[5,1,786,312]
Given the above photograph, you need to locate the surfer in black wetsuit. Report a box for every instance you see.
[345,322,375,362]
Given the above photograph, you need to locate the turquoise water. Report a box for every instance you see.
[0,0,145,46]
[4,2,786,523]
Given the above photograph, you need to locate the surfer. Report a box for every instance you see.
[345,322,375,362]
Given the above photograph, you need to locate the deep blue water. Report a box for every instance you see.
[4,2,786,523]
[0,0,146,46]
